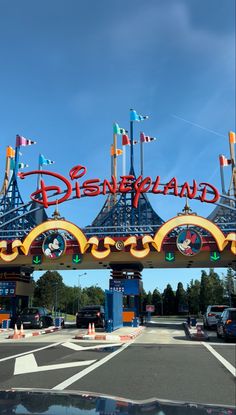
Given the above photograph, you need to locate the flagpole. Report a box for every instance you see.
[122,144,126,176]
[0,150,10,195]
[37,156,42,190]
[113,133,117,180]
[228,132,236,197]
[140,137,144,176]
[219,158,226,194]
[130,109,135,176]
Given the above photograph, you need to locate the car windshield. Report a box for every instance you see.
[0,1,235,413]
[20,308,38,315]
[211,306,228,313]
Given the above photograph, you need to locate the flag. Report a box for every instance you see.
[130,109,149,122]
[16,135,36,147]
[229,131,236,144]
[113,123,127,135]
[110,145,123,156]
[18,162,29,169]
[140,132,157,143]
[219,155,232,167]
[6,146,15,158]
[39,154,55,166]
[122,134,138,146]
[122,134,130,146]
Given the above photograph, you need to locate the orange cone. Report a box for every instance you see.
[12,324,20,339]
[87,323,92,335]
[91,323,95,334]
[19,324,25,338]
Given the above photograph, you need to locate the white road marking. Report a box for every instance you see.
[202,342,236,377]
[52,340,133,390]
[61,342,122,351]
[14,353,96,375]
[0,342,64,363]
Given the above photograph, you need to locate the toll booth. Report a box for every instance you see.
[0,267,34,326]
[109,264,143,326]
[105,289,123,331]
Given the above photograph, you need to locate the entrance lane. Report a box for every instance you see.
[69,341,235,406]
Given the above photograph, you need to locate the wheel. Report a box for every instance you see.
[100,319,105,329]
[38,319,44,329]
[216,330,221,338]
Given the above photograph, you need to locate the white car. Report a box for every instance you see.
[203,305,229,329]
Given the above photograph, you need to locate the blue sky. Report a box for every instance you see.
[0,1,235,292]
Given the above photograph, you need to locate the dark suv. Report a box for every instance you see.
[17,307,54,329]
[216,308,236,342]
[76,305,105,329]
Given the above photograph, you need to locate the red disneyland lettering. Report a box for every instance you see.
[83,179,101,196]
[199,182,220,204]
[119,175,135,193]
[133,176,152,208]
[20,170,72,208]
[163,177,178,196]
[19,166,220,209]
[179,180,197,199]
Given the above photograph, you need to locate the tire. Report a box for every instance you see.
[100,319,105,329]
[216,330,221,338]
[38,319,44,329]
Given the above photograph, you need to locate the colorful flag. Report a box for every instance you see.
[110,145,123,156]
[18,162,29,169]
[130,109,149,122]
[122,134,130,146]
[229,131,236,144]
[39,154,55,166]
[113,123,127,135]
[140,132,157,143]
[219,155,232,167]
[16,135,36,147]
[122,134,138,146]
[6,146,15,158]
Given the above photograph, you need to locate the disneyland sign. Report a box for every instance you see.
[19,165,220,209]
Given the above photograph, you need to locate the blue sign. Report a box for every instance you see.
[109,279,140,295]
[0,281,16,297]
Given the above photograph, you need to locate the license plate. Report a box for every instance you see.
[23,321,31,324]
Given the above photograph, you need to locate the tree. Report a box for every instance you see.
[187,279,201,314]
[175,282,187,314]
[162,284,175,315]
[200,269,224,312]
[152,288,163,315]
[33,271,66,311]
[223,268,236,307]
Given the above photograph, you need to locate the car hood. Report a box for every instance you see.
[0,389,235,414]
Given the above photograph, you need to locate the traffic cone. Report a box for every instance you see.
[12,324,20,339]
[91,323,95,334]
[87,323,92,335]
[19,324,25,338]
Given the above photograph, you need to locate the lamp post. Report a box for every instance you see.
[77,272,87,312]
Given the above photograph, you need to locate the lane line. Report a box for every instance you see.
[52,340,133,390]
[202,342,236,377]
[61,342,122,351]
[14,353,96,375]
[0,342,64,363]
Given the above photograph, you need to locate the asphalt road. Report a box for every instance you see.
[0,320,235,407]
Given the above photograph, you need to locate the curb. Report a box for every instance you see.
[74,326,145,342]
[183,322,209,341]
[7,326,61,339]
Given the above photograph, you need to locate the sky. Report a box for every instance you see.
[0,0,235,292]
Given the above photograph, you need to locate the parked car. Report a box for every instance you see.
[203,305,229,329]
[17,307,54,329]
[216,308,236,342]
[76,305,105,328]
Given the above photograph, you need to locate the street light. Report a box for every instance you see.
[77,272,87,312]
